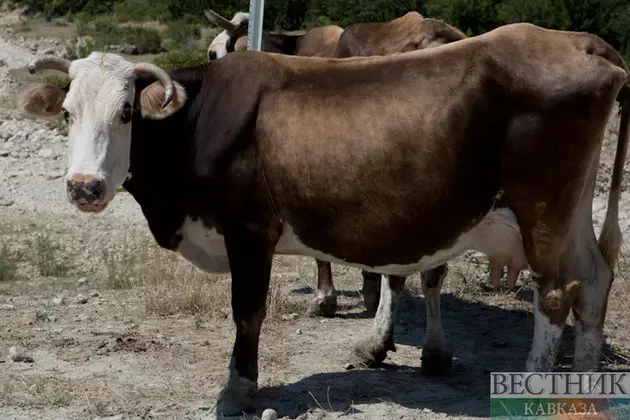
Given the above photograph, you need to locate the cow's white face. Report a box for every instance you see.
[208,31,231,60]
[21,52,187,213]
[206,12,250,61]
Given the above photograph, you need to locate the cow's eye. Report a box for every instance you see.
[61,107,70,123]
[121,103,133,124]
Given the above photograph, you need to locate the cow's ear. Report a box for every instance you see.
[139,80,187,119]
[20,84,67,117]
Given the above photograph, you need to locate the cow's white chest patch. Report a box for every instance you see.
[276,207,527,277]
[176,216,230,273]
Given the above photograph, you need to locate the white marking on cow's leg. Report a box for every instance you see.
[306,259,338,317]
[572,249,611,371]
[216,357,258,415]
[420,265,452,375]
[572,320,602,372]
[526,287,564,372]
[351,274,405,367]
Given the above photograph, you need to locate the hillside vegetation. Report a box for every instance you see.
[3,0,629,64]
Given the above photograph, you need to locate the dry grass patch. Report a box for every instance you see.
[0,242,22,282]
[1,374,143,415]
[27,232,73,277]
[136,251,232,319]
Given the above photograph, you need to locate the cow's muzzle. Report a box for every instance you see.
[66,174,109,213]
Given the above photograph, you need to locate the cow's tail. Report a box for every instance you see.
[598,94,630,269]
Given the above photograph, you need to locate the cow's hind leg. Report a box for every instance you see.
[361,270,382,313]
[420,264,452,375]
[571,234,614,372]
[352,274,405,367]
[306,259,338,317]
[216,228,273,416]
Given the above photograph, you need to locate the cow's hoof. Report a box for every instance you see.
[420,349,453,376]
[306,294,337,318]
[216,376,257,416]
[351,336,395,368]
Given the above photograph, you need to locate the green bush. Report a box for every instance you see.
[121,26,163,53]
[76,14,123,45]
[114,0,170,23]
[44,75,71,86]
[63,37,95,60]
[153,50,207,72]
[76,15,162,53]
[164,18,201,52]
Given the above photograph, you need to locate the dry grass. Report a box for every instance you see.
[0,242,21,282]
[134,250,232,319]
[1,374,143,415]
[27,232,73,277]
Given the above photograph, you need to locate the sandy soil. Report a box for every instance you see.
[1,8,630,420]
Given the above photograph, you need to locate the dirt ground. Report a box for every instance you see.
[2,10,630,420]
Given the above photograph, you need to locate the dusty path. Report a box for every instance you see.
[1,9,630,420]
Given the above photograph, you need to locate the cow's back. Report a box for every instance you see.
[296,25,344,58]
[336,13,465,57]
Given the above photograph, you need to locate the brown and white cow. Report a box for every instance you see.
[21,23,630,416]
[205,10,525,319]
[204,9,343,60]
[335,11,466,57]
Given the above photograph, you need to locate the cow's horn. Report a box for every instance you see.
[134,62,175,109]
[204,9,236,30]
[27,57,71,75]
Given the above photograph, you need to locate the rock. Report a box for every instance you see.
[28,384,38,394]
[52,296,65,305]
[9,345,34,363]
[29,45,38,52]
[38,147,53,158]
[45,173,63,181]
[77,277,87,285]
[9,170,30,178]
[90,292,100,298]
[76,294,88,304]
[281,313,299,321]
[261,408,278,420]
[120,44,138,54]
[0,304,15,311]
[44,49,55,55]
[422,408,433,413]
[296,328,302,335]
[0,199,14,207]
[0,150,9,157]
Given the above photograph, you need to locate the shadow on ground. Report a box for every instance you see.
[244,287,630,419]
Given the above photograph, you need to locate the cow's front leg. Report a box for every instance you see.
[352,274,406,367]
[216,227,273,416]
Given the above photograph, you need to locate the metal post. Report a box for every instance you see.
[247,0,265,51]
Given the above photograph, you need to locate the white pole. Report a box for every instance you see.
[247,0,265,51]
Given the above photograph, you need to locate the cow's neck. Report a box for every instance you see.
[123,64,209,250]
[263,32,302,54]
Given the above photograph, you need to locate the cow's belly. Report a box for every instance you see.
[176,216,231,273]
[276,207,527,276]
[175,208,526,276]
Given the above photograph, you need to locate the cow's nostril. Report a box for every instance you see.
[66,177,106,203]
[208,51,217,61]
